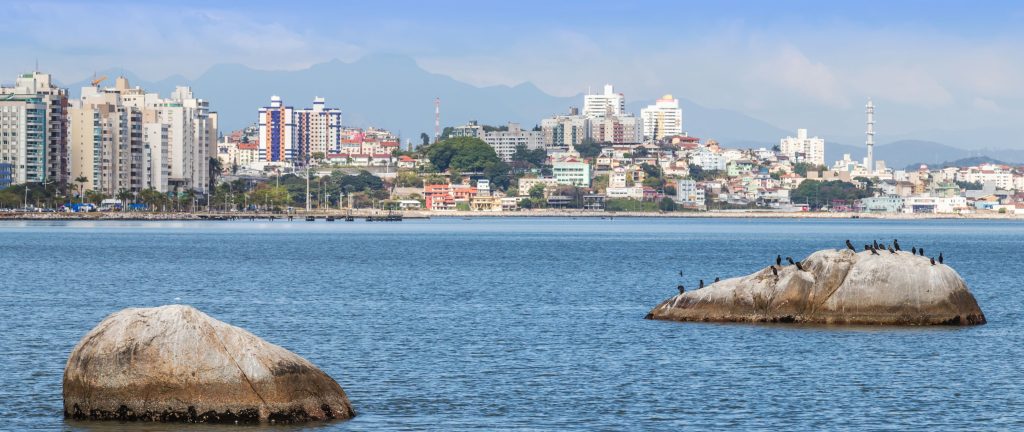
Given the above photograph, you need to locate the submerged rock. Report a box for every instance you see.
[63,305,354,423]
[647,249,985,326]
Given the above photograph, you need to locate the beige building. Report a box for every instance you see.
[69,89,144,194]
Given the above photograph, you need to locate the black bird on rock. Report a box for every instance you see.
[930,257,936,266]
[888,246,896,254]
[678,285,685,294]
[893,239,901,251]
[771,266,778,277]
[776,255,782,266]
[864,244,871,251]
[939,253,944,264]
[873,240,879,249]
[795,262,805,271]
[699,279,704,289]
[846,239,855,251]
[714,277,720,283]
[920,248,925,256]
[912,246,917,255]
[786,256,795,265]
[870,246,880,256]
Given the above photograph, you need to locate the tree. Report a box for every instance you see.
[790,180,872,210]
[426,136,510,189]
[528,183,547,199]
[74,176,88,203]
[658,197,678,211]
[209,157,223,193]
[116,189,133,210]
[420,132,430,147]
[575,139,603,159]
[512,144,547,168]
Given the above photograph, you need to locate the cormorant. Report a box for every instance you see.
[776,255,782,266]
[870,246,880,255]
[714,277,720,283]
[939,253,944,264]
[912,246,917,255]
[771,266,778,276]
[846,239,855,251]
[864,244,871,251]
[930,257,936,266]
[795,262,804,271]
[699,279,704,289]
[893,239,901,251]
[919,248,925,256]
[678,285,685,294]
[873,240,879,249]
[888,246,895,254]
[786,256,795,265]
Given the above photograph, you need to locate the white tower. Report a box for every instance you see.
[865,98,874,175]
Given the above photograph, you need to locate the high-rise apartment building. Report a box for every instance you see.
[583,84,625,118]
[540,113,590,152]
[640,94,683,140]
[295,97,342,159]
[0,72,69,186]
[69,87,144,194]
[258,96,295,163]
[779,128,825,166]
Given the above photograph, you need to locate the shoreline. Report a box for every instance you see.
[1,209,1021,221]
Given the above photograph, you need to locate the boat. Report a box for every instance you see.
[305,216,315,222]
[326,216,335,222]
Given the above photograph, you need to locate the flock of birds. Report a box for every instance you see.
[675,239,944,295]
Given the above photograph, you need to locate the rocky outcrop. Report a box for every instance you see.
[646,249,985,326]
[63,305,354,424]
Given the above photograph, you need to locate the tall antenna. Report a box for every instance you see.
[434,97,440,143]
[865,98,874,175]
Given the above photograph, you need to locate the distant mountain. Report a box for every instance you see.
[903,156,1011,171]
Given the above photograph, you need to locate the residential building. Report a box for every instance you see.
[540,113,589,152]
[553,160,591,187]
[861,195,905,213]
[589,115,641,144]
[583,84,625,118]
[518,177,558,196]
[676,179,705,207]
[451,121,484,138]
[69,87,144,194]
[780,129,825,166]
[295,97,342,159]
[258,96,295,163]
[481,122,544,162]
[640,94,683,140]
[0,71,69,185]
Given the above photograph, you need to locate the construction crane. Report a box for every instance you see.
[91,75,107,87]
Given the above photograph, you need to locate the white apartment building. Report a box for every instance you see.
[692,148,726,171]
[676,178,705,207]
[640,94,683,140]
[451,121,484,138]
[780,128,825,166]
[0,72,69,185]
[481,122,544,162]
[583,84,625,118]
[69,88,145,194]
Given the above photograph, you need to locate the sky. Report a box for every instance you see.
[3,0,1023,147]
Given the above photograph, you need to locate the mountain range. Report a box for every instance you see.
[61,54,1022,168]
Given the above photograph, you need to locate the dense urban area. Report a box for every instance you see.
[2,74,1022,216]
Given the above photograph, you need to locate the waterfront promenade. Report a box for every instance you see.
[1,209,1022,221]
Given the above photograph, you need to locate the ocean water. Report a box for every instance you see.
[0,217,1021,431]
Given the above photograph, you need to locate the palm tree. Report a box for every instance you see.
[74,176,88,204]
[116,189,133,211]
[208,157,223,193]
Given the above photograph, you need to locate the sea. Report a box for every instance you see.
[1,217,1021,431]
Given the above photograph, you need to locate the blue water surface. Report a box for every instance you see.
[0,218,1021,431]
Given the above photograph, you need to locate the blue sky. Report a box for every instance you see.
[3,0,1023,146]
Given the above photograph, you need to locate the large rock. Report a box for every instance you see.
[63,305,355,423]
[646,249,986,325]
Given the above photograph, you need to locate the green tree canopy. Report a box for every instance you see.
[790,180,871,209]
[575,139,603,159]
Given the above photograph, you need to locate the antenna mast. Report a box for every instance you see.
[865,98,874,175]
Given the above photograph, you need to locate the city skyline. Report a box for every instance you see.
[3,1,1023,148]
